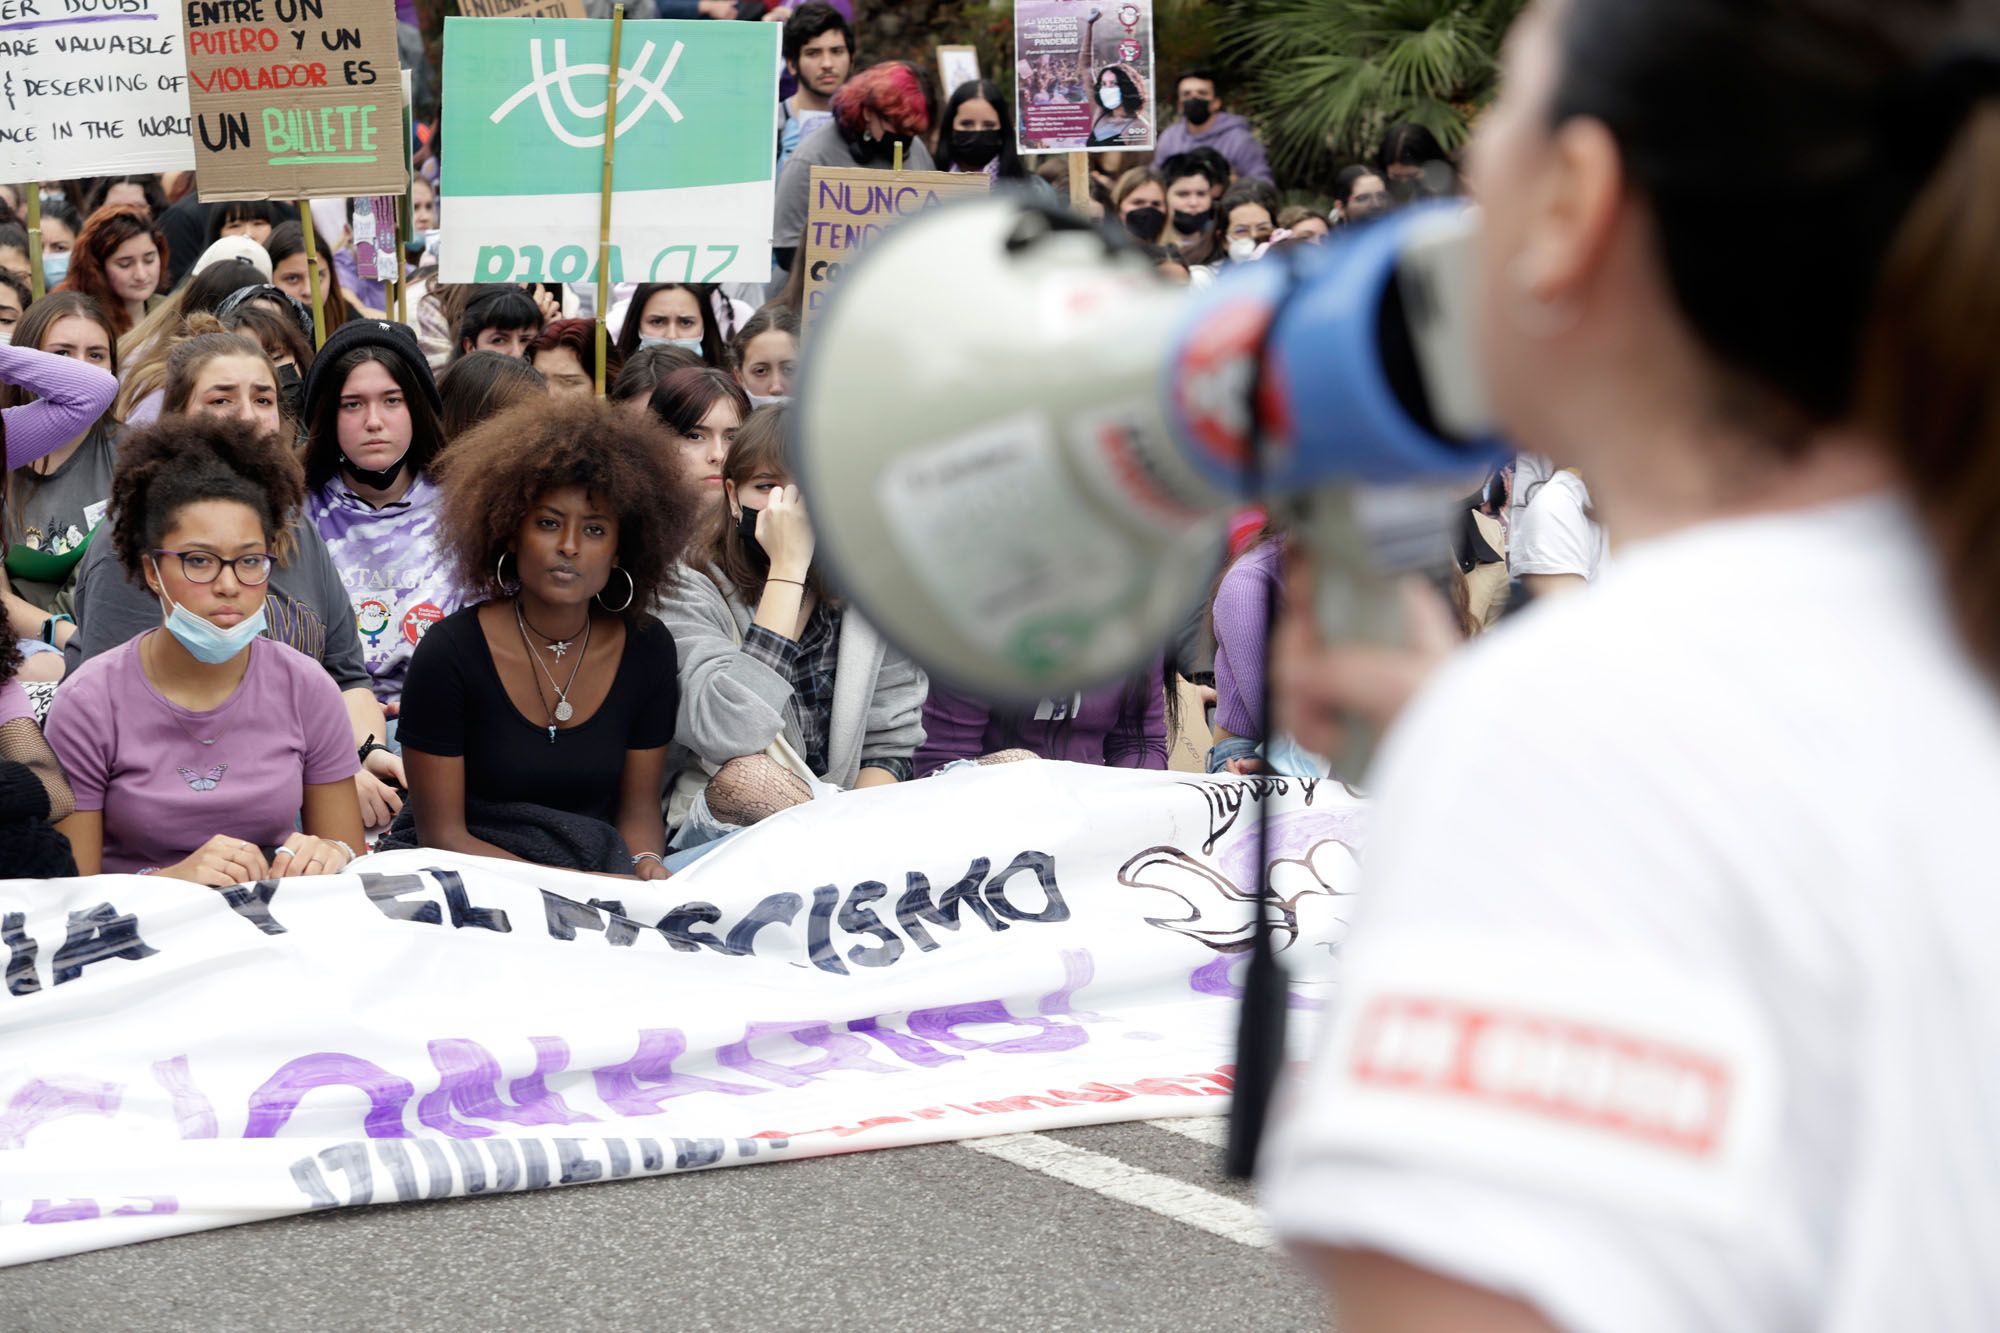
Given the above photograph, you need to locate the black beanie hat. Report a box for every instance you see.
[301,319,443,422]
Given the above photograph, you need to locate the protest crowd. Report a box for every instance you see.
[4,0,2000,1325]
[0,1,1461,884]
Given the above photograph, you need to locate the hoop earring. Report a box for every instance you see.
[597,566,636,613]
[496,551,518,594]
[1504,253,1582,339]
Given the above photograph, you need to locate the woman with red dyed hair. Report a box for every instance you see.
[530,317,621,399]
[773,61,938,280]
[59,205,168,339]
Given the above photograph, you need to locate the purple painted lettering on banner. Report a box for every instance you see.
[717,1019,902,1088]
[24,1198,99,1224]
[845,1016,962,1068]
[244,1053,414,1138]
[1039,948,1099,1019]
[151,1056,219,1139]
[907,999,1087,1056]
[417,1036,597,1137]
[1189,952,1320,1010]
[0,1076,121,1149]
[111,1195,178,1216]
[593,1029,764,1116]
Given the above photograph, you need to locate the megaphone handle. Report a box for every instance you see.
[1297,489,1407,781]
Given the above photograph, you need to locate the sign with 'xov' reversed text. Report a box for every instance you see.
[439,16,778,286]
[185,0,406,201]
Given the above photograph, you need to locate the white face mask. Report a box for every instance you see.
[1098,85,1123,110]
[747,394,790,409]
[0,329,11,346]
[1227,236,1258,262]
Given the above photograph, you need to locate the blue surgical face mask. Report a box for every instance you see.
[157,579,268,664]
[42,251,69,285]
[640,335,705,354]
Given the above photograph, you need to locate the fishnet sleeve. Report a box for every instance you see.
[0,718,76,824]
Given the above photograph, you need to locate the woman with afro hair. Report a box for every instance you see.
[387,395,704,876]
[43,414,365,881]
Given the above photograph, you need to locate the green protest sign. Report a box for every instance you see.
[440,16,779,285]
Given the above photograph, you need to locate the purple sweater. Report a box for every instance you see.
[916,675,1167,776]
[1154,112,1274,185]
[1212,542,1281,739]
[2,342,119,472]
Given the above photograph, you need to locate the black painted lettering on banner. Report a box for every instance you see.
[898,857,1001,951]
[3,912,39,996]
[218,878,288,935]
[836,881,904,969]
[51,902,159,984]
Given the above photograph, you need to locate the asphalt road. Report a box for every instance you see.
[0,1119,1328,1332]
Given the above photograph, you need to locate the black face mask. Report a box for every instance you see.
[1180,97,1213,127]
[277,363,303,419]
[1387,174,1420,203]
[951,129,1003,171]
[1171,208,1214,237]
[737,505,769,570]
[1123,206,1167,243]
[342,451,408,492]
[853,130,913,165]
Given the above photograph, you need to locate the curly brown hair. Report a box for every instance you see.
[59,204,169,338]
[435,395,701,621]
[109,415,306,583]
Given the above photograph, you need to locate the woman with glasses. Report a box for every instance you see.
[44,414,363,881]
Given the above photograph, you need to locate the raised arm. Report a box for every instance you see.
[1,341,118,471]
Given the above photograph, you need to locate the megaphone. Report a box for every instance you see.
[794,198,1508,705]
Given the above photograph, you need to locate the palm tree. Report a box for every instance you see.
[1215,0,1525,187]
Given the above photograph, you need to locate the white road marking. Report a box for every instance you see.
[960,1133,1273,1249]
[1142,1116,1229,1147]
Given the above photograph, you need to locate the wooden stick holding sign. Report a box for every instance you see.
[299,204,328,351]
[1068,153,1089,215]
[595,4,627,399]
[25,188,44,302]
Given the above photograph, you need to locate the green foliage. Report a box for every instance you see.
[1215,0,1525,189]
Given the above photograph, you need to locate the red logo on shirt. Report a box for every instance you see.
[403,603,444,644]
[1348,995,1732,1157]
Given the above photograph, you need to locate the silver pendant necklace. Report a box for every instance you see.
[147,632,222,748]
[518,606,587,660]
[514,600,591,740]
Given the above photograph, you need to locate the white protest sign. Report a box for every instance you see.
[0,0,195,178]
[0,764,1359,1266]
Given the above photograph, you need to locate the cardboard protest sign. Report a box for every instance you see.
[802,165,988,331]
[1015,0,1154,154]
[935,43,978,100]
[439,16,778,286]
[185,0,405,201]
[0,765,1356,1266]
[458,0,584,17]
[0,0,195,179]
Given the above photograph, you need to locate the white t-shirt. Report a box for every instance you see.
[1510,469,1606,580]
[1264,493,2000,1333]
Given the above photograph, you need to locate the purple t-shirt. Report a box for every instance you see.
[0,679,30,726]
[44,634,359,873]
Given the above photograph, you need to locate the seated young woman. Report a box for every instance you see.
[298,319,457,714]
[2,303,122,675]
[44,414,364,881]
[657,403,927,852]
[387,395,699,877]
[63,328,406,827]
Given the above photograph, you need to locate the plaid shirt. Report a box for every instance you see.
[741,604,915,783]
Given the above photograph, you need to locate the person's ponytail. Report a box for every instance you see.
[1857,99,2000,671]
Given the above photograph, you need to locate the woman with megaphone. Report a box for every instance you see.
[1261,0,2000,1328]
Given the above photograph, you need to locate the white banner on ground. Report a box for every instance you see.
[0,764,1360,1267]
